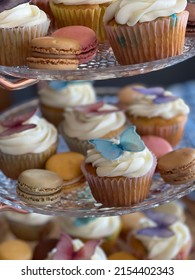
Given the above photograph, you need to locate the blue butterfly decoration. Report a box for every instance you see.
[89,126,145,160]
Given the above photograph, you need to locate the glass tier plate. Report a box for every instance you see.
[0,37,195,81]
[1,98,195,217]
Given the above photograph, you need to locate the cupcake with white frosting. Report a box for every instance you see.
[0,109,58,179]
[126,87,190,147]
[0,1,50,66]
[103,0,189,65]
[49,0,113,42]
[81,126,157,207]
[59,101,126,155]
[127,210,192,260]
[4,211,54,241]
[60,216,121,255]
[38,81,96,127]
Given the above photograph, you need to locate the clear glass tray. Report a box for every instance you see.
[0,37,195,81]
[0,99,195,217]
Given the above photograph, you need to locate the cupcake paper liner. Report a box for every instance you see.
[0,142,57,180]
[81,155,157,207]
[39,102,64,127]
[104,11,189,65]
[59,124,126,155]
[49,2,108,42]
[0,19,50,66]
[128,115,187,147]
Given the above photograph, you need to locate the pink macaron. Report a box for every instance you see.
[141,135,173,159]
[52,26,98,64]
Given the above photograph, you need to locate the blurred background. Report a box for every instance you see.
[1,55,195,112]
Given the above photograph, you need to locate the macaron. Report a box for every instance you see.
[157,148,195,185]
[117,84,144,105]
[0,239,32,260]
[45,152,86,192]
[16,169,63,205]
[186,3,195,35]
[52,26,98,64]
[141,135,173,159]
[27,36,79,70]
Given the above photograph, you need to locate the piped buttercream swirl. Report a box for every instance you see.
[62,104,126,140]
[86,144,154,178]
[103,0,187,26]
[0,115,57,155]
[0,3,48,28]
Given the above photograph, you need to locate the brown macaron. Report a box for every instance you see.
[157,148,195,185]
[27,36,79,70]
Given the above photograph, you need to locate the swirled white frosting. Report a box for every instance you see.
[135,217,191,260]
[127,91,190,119]
[39,82,96,109]
[0,3,48,28]
[86,144,154,178]
[4,212,53,225]
[52,0,111,5]
[48,239,107,260]
[103,0,187,26]
[62,104,126,140]
[0,115,57,155]
[60,216,121,239]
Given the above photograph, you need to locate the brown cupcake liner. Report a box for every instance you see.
[0,19,50,66]
[128,116,187,147]
[81,155,157,207]
[39,102,64,128]
[104,11,189,65]
[49,2,108,42]
[0,142,57,180]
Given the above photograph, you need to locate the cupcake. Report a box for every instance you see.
[38,81,96,127]
[49,0,113,42]
[0,0,50,66]
[59,101,126,155]
[60,216,121,255]
[126,87,190,147]
[0,109,58,179]
[103,0,189,65]
[3,211,54,241]
[33,233,107,260]
[81,126,157,207]
[127,210,193,260]
[30,0,57,31]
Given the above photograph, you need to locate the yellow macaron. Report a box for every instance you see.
[0,239,32,260]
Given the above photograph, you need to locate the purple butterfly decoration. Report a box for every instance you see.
[89,126,145,160]
[0,0,29,13]
[74,101,124,116]
[0,109,37,137]
[132,87,179,104]
[136,210,178,238]
[53,233,101,260]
